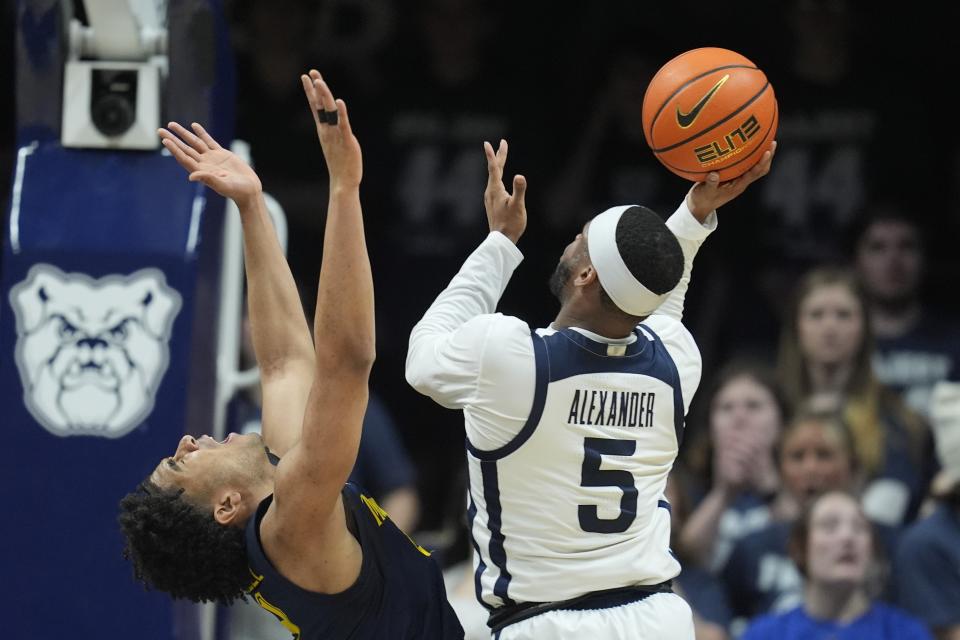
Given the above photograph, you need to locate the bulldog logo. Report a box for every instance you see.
[9,264,182,438]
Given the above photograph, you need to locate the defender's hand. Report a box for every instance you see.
[159,122,263,207]
[483,139,527,244]
[301,69,362,190]
[686,141,777,222]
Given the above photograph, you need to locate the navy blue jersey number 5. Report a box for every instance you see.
[578,437,638,533]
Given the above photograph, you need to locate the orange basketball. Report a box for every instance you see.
[641,47,778,182]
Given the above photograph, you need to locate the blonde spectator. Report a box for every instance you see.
[721,412,860,624]
[777,267,929,527]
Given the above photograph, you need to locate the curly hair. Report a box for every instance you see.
[118,482,250,605]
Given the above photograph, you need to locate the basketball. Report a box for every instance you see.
[641,47,778,182]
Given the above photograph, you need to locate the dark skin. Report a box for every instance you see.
[482,139,778,338]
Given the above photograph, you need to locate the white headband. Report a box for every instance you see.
[587,205,670,317]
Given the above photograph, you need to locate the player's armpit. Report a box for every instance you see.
[258,361,315,457]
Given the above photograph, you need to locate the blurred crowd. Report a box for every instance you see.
[3,1,959,639]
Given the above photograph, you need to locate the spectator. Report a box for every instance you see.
[680,361,786,572]
[853,206,960,419]
[777,267,930,526]
[741,490,932,640]
[722,412,859,624]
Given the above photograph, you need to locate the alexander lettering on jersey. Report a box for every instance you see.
[567,389,655,427]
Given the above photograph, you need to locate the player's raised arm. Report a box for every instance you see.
[262,70,373,568]
[405,140,528,408]
[303,72,371,368]
[158,123,315,457]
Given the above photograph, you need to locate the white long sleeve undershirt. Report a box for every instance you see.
[406,199,717,450]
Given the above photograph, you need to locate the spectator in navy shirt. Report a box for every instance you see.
[742,490,932,640]
[854,206,960,420]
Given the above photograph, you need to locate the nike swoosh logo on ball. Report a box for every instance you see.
[676,74,729,129]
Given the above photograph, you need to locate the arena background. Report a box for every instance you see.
[1,1,957,639]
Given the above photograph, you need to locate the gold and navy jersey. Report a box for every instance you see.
[245,483,464,639]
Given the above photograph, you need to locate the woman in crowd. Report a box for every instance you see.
[722,412,859,623]
[777,267,930,527]
[679,362,786,572]
[741,490,932,640]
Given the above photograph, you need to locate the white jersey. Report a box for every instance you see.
[406,200,715,608]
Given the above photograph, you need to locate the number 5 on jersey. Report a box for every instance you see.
[578,437,638,534]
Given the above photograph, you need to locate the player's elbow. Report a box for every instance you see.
[404,356,445,400]
[405,366,462,409]
[348,345,377,373]
[404,360,430,395]
[317,337,376,374]
[354,337,377,370]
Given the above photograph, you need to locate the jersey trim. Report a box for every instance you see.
[467,488,493,612]
[549,326,686,447]
[482,459,515,606]
[467,325,686,457]
[467,328,549,461]
[639,324,685,447]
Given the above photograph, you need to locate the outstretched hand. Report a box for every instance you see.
[158,122,262,207]
[686,141,777,221]
[483,139,527,244]
[301,69,362,189]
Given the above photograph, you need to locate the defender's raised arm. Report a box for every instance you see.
[158,123,315,457]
